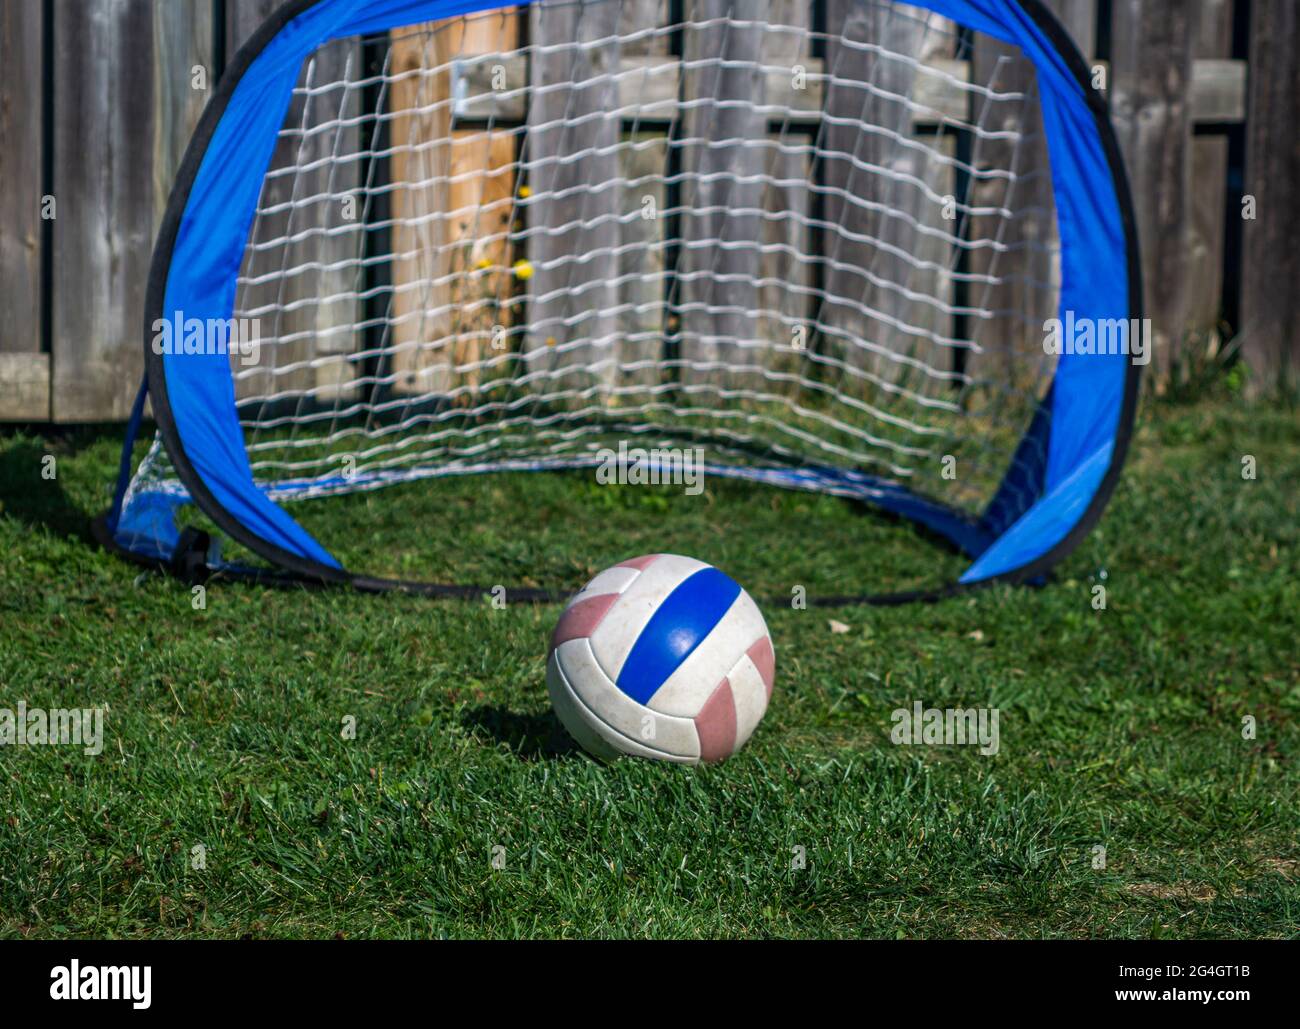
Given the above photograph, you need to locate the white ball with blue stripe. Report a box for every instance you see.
[547,554,775,763]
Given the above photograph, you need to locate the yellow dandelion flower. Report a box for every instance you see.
[519,185,533,198]
[513,259,534,281]
[476,257,492,270]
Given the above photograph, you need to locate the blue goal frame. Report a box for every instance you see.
[100,0,1142,604]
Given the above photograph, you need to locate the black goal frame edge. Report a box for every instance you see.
[95,0,1143,609]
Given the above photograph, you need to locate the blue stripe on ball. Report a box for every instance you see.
[616,566,742,705]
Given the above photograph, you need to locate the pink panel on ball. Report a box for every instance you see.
[746,637,776,699]
[615,554,661,571]
[694,677,737,762]
[551,593,619,648]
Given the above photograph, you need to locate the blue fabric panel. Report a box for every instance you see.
[114,491,187,563]
[903,0,1129,580]
[961,438,1112,583]
[616,567,741,705]
[979,387,1053,541]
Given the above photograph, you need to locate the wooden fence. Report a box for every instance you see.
[0,0,1294,422]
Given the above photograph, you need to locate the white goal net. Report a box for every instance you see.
[125,0,1061,553]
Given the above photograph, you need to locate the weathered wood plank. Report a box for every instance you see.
[0,354,52,423]
[388,12,520,401]
[1187,136,1229,334]
[1194,0,1235,58]
[1044,0,1098,60]
[675,0,771,391]
[1185,2,1234,337]
[456,53,674,122]
[820,0,895,394]
[1240,0,1300,393]
[524,0,624,399]
[230,33,364,406]
[225,0,280,55]
[228,2,369,410]
[1033,56,1248,122]
[612,1,671,394]
[51,0,213,422]
[821,0,959,406]
[427,129,517,398]
[965,34,1058,405]
[617,131,669,390]
[1108,0,1196,385]
[234,48,364,402]
[602,1,672,395]
[754,0,814,394]
[617,0,670,57]
[0,1,45,370]
[388,23,457,399]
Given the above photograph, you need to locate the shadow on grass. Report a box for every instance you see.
[0,434,102,544]
[460,705,585,761]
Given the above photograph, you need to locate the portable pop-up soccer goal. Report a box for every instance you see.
[101,0,1141,603]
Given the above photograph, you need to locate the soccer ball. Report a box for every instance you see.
[547,554,775,762]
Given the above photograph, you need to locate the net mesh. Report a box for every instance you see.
[127,0,1060,538]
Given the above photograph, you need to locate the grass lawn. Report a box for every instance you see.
[0,393,1296,939]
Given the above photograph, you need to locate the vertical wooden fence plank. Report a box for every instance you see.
[225,26,362,408]
[1186,0,1234,338]
[819,0,879,390]
[1240,0,1300,393]
[1195,0,1235,55]
[1045,0,1097,60]
[617,131,669,392]
[821,1,957,410]
[0,2,45,356]
[388,18,477,402]
[676,0,769,392]
[966,2,1085,426]
[388,12,520,402]
[1186,131,1229,337]
[440,128,517,396]
[226,0,280,56]
[1108,0,1196,386]
[51,0,212,422]
[754,0,813,395]
[525,0,624,402]
[0,1,50,419]
[613,0,671,394]
[966,35,1057,400]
